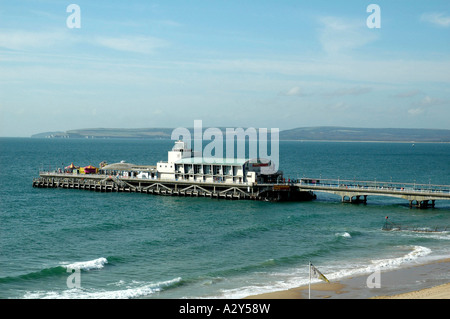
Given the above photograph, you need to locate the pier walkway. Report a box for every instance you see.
[32,172,313,202]
[33,172,450,207]
[296,178,450,208]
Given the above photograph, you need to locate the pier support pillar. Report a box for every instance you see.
[341,194,367,204]
[409,199,435,209]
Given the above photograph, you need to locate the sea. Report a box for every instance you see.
[0,138,449,299]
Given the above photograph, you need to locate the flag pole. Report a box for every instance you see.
[308,261,311,299]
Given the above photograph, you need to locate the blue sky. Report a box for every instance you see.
[0,0,449,137]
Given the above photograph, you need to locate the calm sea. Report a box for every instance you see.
[0,138,449,299]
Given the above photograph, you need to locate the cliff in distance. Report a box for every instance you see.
[32,126,450,143]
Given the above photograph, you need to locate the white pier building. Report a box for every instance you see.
[157,140,281,184]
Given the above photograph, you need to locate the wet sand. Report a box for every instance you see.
[245,258,450,299]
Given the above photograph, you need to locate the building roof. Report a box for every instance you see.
[175,157,249,166]
[101,162,156,171]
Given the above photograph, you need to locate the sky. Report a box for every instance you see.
[0,0,449,137]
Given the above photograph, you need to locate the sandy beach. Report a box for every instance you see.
[373,282,450,299]
[245,258,450,299]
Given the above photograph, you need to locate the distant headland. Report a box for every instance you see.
[31,126,450,143]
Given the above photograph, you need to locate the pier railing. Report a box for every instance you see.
[295,177,450,207]
[37,171,254,186]
[34,171,450,206]
[299,178,450,195]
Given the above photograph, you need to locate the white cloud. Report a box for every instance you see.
[156,19,183,27]
[280,86,306,97]
[421,12,450,27]
[175,57,450,86]
[392,89,422,98]
[416,95,445,107]
[0,30,68,51]
[408,95,446,116]
[317,16,379,55]
[93,36,169,54]
[408,108,425,116]
[323,86,372,97]
[0,29,169,55]
[331,101,351,111]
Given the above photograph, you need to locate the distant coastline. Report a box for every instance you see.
[31,126,450,143]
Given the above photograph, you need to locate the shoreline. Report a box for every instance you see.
[244,258,450,299]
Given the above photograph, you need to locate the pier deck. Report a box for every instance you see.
[32,172,314,202]
[297,178,450,208]
[32,173,450,207]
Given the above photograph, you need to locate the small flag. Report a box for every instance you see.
[310,263,330,283]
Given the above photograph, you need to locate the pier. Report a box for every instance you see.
[32,173,450,207]
[32,172,315,202]
[31,140,450,207]
[297,178,450,208]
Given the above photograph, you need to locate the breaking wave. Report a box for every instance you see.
[0,257,108,285]
[62,257,108,271]
[23,277,182,299]
[335,232,352,238]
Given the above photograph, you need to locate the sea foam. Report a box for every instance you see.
[335,232,352,238]
[23,277,182,299]
[62,257,108,271]
[370,245,432,270]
